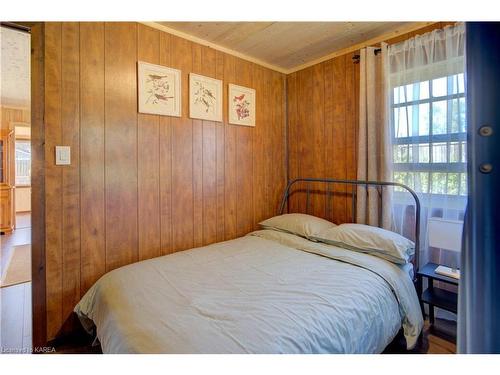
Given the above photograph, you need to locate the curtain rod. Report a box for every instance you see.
[0,22,31,33]
[352,48,382,64]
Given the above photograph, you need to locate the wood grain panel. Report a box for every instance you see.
[80,22,105,293]
[41,22,286,341]
[137,24,161,261]
[170,35,194,251]
[60,22,81,321]
[235,59,254,236]
[104,22,138,270]
[191,43,203,248]
[44,22,63,340]
[159,31,173,255]
[223,54,237,240]
[331,55,347,224]
[268,70,285,219]
[30,21,47,349]
[215,51,225,242]
[252,64,267,224]
[201,47,217,245]
[286,72,299,213]
[311,63,326,219]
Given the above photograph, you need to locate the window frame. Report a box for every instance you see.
[391,74,467,198]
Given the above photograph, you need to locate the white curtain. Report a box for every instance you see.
[387,23,467,273]
[356,43,393,229]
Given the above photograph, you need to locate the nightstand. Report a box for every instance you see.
[416,263,459,327]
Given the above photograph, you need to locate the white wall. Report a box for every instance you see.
[15,186,31,212]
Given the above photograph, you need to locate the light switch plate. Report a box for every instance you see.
[55,146,71,165]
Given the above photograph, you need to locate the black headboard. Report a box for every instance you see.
[279,178,421,275]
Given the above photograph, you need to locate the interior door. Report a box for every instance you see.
[459,22,500,353]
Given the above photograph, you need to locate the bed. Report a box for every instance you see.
[74,178,424,354]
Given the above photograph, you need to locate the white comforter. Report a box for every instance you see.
[74,229,423,353]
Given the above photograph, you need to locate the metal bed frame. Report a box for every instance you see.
[279,178,421,277]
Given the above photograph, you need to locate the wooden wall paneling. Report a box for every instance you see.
[322,60,334,221]
[80,22,106,293]
[159,31,173,255]
[39,21,288,340]
[252,64,267,224]
[191,44,203,247]
[296,68,314,214]
[286,73,298,213]
[331,56,347,224]
[170,35,194,251]
[235,59,254,237]
[270,71,284,219]
[215,51,225,242]
[311,63,326,219]
[30,21,47,348]
[0,107,30,130]
[223,54,237,240]
[44,22,63,340]
[272,71,286,218]
[60,22,81,325]
[345,53,358,222]
[201,46,217,245]
[137,24,161,261]
[104,22,138,270]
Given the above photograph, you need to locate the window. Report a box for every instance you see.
[15,140,31,186]
[391,73,467,199]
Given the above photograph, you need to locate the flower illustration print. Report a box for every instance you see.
[233,93,250,120]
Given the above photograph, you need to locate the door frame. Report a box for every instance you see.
[3,21,48,348]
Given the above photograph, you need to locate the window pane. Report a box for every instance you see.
[418,103,430,136]
[432,142,447,163]
[432,77,447,97]
[394,172,414,191]
[393,172,406,192]
[418,143,430,163]
[460,173,468,196]
[394,106,410,137]
[15,141,31,186]
[431,173,447,194]
[450,74,465,94]
[450,98,460,133]
[432,100,447,134]
[415,172,430,193]
[393,144,411,163]
[449,142,460,163]
[459,97,466,132]
[447,173,459,195]
[461,141,467,163]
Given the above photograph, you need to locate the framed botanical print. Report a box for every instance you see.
[228,84,256,127]
[138,61,181,117]
[189,73,223,122]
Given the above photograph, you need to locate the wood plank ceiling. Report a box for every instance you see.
[157,22,423,72]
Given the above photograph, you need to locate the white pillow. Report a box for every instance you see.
[259,213,336,239]
[313,223,414,264]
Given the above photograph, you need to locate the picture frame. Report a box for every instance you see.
[137,61,181,117]
[189,73,223,122]
[228,84,256,127]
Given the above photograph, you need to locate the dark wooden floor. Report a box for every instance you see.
[384,318,456,354]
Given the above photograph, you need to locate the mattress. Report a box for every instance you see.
[74,229,423,353]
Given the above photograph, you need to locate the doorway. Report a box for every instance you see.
[0,23,32,354]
